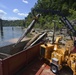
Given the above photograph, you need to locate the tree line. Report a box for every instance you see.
[25,0,76,29]
[2,0,76,29]
[2,20,25,27]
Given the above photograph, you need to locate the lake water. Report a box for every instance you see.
[0,26,24,42]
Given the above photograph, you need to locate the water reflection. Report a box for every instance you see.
[0,26,24,42]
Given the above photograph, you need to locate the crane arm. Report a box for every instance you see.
[33,9,76,36]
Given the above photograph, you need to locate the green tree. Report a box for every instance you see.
[62,3,69,16]
[72,2,76,10]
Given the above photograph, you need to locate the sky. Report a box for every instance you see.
[0,0,37,20]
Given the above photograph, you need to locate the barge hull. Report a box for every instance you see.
[0,42,42,75]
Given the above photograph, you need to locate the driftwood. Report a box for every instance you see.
[27,32,47,49]
[23,33,41,49]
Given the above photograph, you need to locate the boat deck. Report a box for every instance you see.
[15,58,73,75]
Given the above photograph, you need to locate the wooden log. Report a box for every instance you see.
[14,14,41,47]
[28,32,47,48]
[23,33,41,49]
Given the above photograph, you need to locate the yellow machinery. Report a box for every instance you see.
[40,36,76,75]
[39,11,76,75]
[32,9,76,75]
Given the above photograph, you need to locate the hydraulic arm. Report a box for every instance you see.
[33,9,76,44]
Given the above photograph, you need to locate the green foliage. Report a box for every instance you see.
[25,0,76,29]
[72,2,76,10]
[3,20,25,26]
[62,3,69,16]
[2,0,76,30]
[71,11,76,19]
[69,9,76,19]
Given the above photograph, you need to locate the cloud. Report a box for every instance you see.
[22,0,28,4]
[13,8,28,17]
[7,17,20,20]
[0,10,20,20]
[0,10,7,18]
[13,9,19,13]
[2,16,21,20]
[12,8,28,19]
[18,13,28,17]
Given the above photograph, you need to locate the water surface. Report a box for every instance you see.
[0,26,24,42]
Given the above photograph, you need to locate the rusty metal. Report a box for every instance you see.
[0,42,42,75]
